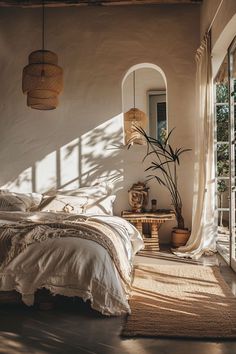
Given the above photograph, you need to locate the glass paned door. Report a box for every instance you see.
[215,36,236,272]
[229,39,236,272]
[215,75,230,264]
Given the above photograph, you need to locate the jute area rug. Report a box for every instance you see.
[122,264,236,339]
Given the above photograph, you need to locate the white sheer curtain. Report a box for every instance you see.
[174,33,217,259]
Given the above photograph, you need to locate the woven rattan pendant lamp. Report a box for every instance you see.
[22,1,63,110]
[124,71,147,145]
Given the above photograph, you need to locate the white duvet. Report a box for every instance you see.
[0,211,143,316]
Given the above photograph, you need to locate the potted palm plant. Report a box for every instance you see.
[132,126,191,247]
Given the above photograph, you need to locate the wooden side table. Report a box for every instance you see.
[121,210,175,252]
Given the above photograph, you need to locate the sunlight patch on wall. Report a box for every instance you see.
[0,114,125,195]
[36,151,57,193]
[60,138,80,190]
[81,113,124,189]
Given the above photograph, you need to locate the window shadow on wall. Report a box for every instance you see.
[2,114,125,201]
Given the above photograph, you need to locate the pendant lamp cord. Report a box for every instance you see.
[133,71,136,109]
[42,0,45,51]
[41,0,45,80]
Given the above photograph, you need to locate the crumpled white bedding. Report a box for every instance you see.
[0,211,144,316]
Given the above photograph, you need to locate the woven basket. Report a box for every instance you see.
[27,96,58,111]
[28,89,57,99]
[29,50,58,64]
[124,108,147,122]
[22,49,63,110]
[22,64,63,93]
[124,108,147,144]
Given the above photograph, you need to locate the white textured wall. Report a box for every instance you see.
[201,0,236,77]
[0,5,199,242]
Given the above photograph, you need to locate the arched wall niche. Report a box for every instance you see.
[122,63,168,143]
[122,63,167,86]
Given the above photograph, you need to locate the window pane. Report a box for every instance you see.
[217,210,230,230]
[157,102,167,142]
[217,210,230,243]
[216,83,229,103]
[231,47,236,103]
[217,179,230,209]
[233,206,236,261]
[217,144,229,177]
[217,210,230,264]
[216,105,229,141]
[234,80,236,103]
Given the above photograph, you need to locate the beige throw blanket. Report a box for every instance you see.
[0,218,131,286]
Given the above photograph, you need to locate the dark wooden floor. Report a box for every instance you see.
[1,249,236,354]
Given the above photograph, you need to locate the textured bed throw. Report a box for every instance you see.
[122,264,236,339]
[0,218,130,285]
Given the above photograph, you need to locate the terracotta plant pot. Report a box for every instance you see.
[171,228,190,248]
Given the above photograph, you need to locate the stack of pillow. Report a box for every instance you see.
[0,183,116,216]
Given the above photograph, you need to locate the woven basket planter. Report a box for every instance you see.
[22,50,63,110]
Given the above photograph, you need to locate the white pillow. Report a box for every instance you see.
[40,195,87,214]
[0,191,43,212]
[43,184,116,215]
[83,194,116,216]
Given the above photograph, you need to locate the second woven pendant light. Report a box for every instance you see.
[124,71,147,145]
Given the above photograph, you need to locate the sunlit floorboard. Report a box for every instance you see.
[0,248,236,354]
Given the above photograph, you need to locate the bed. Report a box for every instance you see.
[0,185,144,316]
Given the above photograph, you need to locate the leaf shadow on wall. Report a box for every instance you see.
[1,115,131,213]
